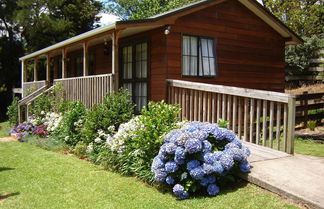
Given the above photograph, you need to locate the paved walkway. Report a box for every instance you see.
[0,136,16,142]
[240,142,324,209]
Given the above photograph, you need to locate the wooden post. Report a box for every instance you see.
[46,54,51,82]
[21,59,26,98]
[303,91,308,128]
[287,96,296,154]
[62,49,67,78]
[111,30,122,91]
[34,57,38,81]
[83,41,89,76]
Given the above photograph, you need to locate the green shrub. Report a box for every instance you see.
[306,120,317,131]
[73,141,87,158]
[54,101,87,147]
[100,101,181,183]
[7,97,19,126]
[82,88,134,144]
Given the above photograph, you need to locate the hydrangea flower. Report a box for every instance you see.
[207,184,220,196]
[219,154,234,171]
[165,142,177,154]
[174,147,185,164]
[184,138,202,154]
[165,161,179,173]
[166,176,175,185]
[203,152,217,164]
[189,166,204,180]
[152,121,251,200]
[239,161,251,173]
[187,160,200,171]
[173,184,185,196]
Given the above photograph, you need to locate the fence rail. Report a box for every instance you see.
[166,79,296,154]
[54,74,114,108]
[295,91,324,126]
[22,80,47,97]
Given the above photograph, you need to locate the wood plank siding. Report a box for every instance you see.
[159,0,285,101]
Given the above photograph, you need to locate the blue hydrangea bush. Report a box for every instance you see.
[151,121,251,199]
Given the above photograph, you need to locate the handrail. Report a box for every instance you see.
[166,79,295,103]
[19,84,48,105]
[54,73,113,81]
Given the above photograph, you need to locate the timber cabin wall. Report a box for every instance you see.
[163,0,286,97]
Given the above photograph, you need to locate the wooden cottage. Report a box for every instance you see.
[19,0,302,112]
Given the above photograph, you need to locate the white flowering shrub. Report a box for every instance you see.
[43,112,63,133]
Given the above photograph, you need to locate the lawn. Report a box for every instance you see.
[0,121,10,138]
[294,137,324,157]
[0,141,298,209]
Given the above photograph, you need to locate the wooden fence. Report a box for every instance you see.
[166,79,296,154]
[54,74,114,108]
[22,80,47,97]
[295,91,324,126]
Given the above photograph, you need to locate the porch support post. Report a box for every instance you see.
[83,41,89,76]
[21,59,26,97]
[62,49,67,78]
[46,54,51,83]
[112,30,121,91]
[34,57,38,81]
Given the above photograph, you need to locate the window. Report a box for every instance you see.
[121,41,148,113]
[182,35,216,77]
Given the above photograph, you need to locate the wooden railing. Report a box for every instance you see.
[54,74,114,108]
[22,80,47,97]
[18,84,50,122]
[295,91,324,126]
[166,79,296,154]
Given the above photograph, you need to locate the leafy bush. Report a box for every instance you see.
[286,36,323,73]
[7,97,19,126]
[73,141,88,158]
[54,101,87,147]
[100,101,181,183]
[306,120,317,131]
[82,88,134,144]
[151,121,251,199]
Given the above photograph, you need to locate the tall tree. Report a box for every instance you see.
[261,0,323,37]
[104,0,198,20]
[15,0,103,52]
[0,0,24,121]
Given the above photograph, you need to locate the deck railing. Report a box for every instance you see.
[166,79,296,154]
[54,74,114,108]
[22,80,47,97]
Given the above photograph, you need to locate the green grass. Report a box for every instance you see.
[0,121,10,138]
[295,137,324,157]
[0,141,298,209]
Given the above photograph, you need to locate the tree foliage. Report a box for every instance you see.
[15,0,103,52]
[261,0,323,37]
[104,0,198,20]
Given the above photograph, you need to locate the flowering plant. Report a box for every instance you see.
[152,121,251,199]
[11,122,34,142]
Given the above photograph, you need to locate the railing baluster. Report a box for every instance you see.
[276,103,281,150]
[269,101,274,148]
[249,98,255,143]
[244,97,248,141]
[256,100,261,145]
[262,100,267,146]
[283,103,288,152]
[232,96,237,133]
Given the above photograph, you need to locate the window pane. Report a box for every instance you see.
[190,37,198,56]
[209,58,216,76]
[183,36,190,55]
[201,39,208,56]
[191,57,197,76]
[142,43,147,60]
[202,57,210,76]
[208,39,214,56]
[182,56,189,75]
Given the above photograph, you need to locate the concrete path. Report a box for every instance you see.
[239,142,324,209]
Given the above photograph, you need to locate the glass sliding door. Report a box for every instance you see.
[121,41,148,112]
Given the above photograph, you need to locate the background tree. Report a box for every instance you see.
[15,0,103,52]
[104,0,197,20]
[0,0,24,121]
[261,0,323,37]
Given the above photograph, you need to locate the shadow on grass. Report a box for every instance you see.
[0,192,20,201]
[0,167,15,172]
